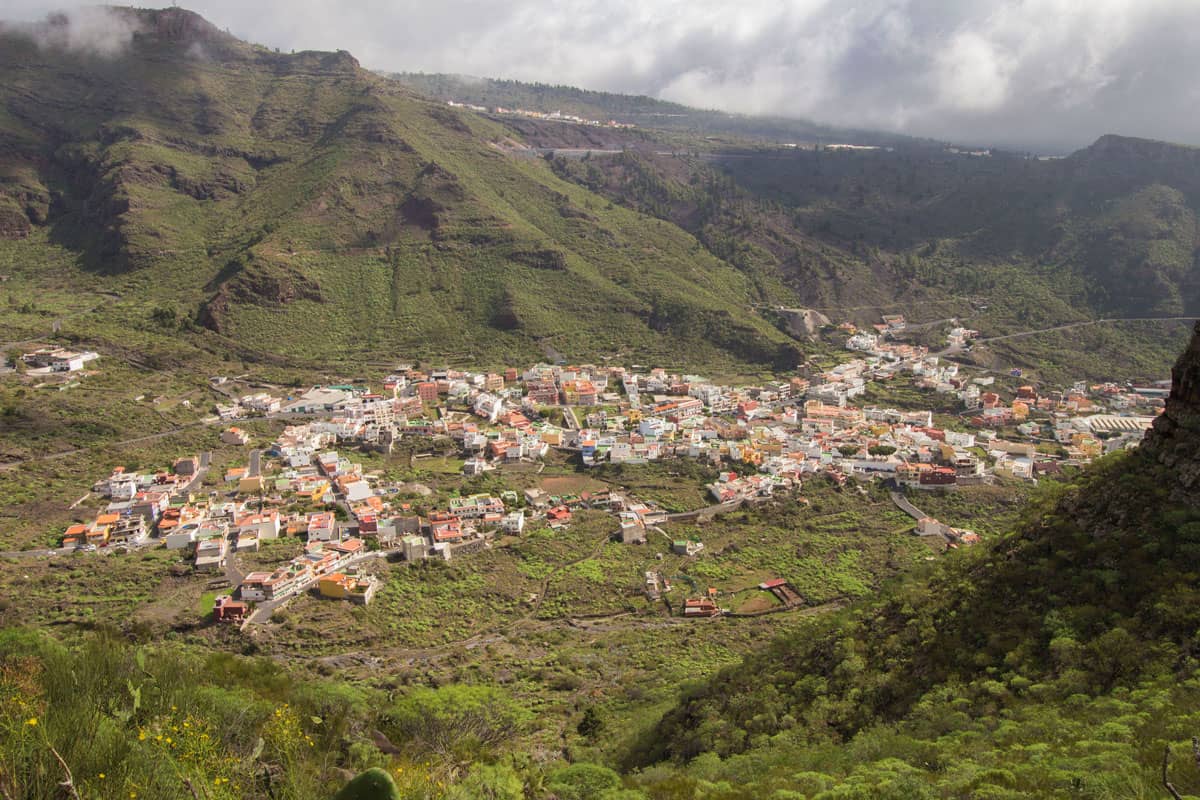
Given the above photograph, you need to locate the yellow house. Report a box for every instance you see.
[741,447,763,466]
[756,440,783,456]
[317,573,377,604]
[238,475,266,495]
[318,573,352,599]
[1011,400,1030,420]
[540,429,563,446]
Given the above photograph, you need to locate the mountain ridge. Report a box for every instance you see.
[0,6,1195,381]
[0,6,800,369]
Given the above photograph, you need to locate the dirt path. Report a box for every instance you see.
[0,419,219,472]
[936,315,1196,356]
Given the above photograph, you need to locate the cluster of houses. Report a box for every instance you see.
[57,337,1171,625]
[64,459,203,549]
[203,346,1165,508]
[446,99,635,129]
[212,536,378,625]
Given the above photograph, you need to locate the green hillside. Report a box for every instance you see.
[535,136,1200,381]
[0,10,1195,380]
[0,8,799,372]
[626,323,1200,796]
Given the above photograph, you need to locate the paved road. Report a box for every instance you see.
[223,538,244,587]
[180,451,212,494]
[889,490,935,528]
[664,497,746,523]
[935,315,1196,357]
[248,449,262,478]
[1,537,160,560]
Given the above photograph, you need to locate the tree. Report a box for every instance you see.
[838,445,862,458]
[333,768,401,800]
[150,304,179,329]
[868,445,897,457]
[577,706,603,739]
[5,348,25,372]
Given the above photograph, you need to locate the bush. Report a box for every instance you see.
[382,684,530,763]
[547,763,623,800]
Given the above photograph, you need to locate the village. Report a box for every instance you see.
[51,314,1166,627]
[445,99,636,129]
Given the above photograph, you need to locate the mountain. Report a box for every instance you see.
[560,134,1200,316]
[627,325,1200,794]
[535,133,1200,380]
[0,9,1195,379]
[389,72,920,148]
[0,7,798,370]
[392,74,1200,334]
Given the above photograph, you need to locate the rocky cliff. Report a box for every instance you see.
[1145,320,1200,497]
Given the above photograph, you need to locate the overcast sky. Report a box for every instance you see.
[5,0,1200,153]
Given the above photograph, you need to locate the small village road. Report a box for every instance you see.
[0,420,221,473]
[889,491,938,532]
[935,315,1197,357]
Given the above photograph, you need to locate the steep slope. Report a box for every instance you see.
[644,323,1200,772]
[0,7,798,369]
[1145,315,1200,500]
[549,137,1200,321]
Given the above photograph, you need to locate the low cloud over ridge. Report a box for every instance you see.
[4,0,1200,152]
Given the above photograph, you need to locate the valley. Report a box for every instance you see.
[1,6,1200,800]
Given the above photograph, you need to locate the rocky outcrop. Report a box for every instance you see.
[199,262,323,334]
[0,200,30,239]
[507,248,567,271]
[1144,321,1200,497]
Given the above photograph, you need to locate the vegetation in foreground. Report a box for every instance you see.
[5,323,1199,798]
[0,420,1192,798]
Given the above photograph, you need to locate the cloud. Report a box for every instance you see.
[4,0,1200,151]
[3,5,144,57]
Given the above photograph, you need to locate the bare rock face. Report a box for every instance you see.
[0,204,30,239]
[1145,321,1200,497]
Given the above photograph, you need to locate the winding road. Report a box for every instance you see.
[936,315,1196,357]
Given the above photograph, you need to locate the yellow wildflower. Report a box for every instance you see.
[25,717,37,727]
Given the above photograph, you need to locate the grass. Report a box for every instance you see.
[197,590,219,615]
